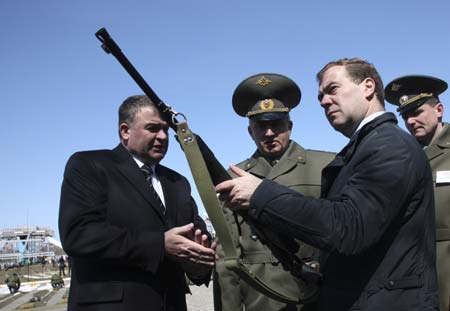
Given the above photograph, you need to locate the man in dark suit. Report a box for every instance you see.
[59,95,216,311]
[216,59,438,310]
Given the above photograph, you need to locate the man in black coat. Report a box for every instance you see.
[59,95,216,311]
[216,59,438,310]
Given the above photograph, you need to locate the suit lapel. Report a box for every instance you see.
[112,145,167,224]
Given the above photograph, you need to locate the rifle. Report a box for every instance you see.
[95,27,321,303]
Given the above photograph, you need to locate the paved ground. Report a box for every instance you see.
[187,284,214,311]
[2,290,36,311]
[46,287,68,306]
[0,282,214,311]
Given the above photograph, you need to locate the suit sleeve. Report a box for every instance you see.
[58,152,164,273]
[249,131,424,255]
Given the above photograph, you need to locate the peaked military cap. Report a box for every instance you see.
[232,73,301,122]
[385,75,448,114]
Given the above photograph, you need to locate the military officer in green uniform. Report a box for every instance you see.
[385,75,450,311]
[213,73,335,311]
[51,273,65,289]
[5,272,21,294]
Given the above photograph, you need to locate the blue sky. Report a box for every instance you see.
[1,1,449,240]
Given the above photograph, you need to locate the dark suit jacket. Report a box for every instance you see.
[248,113,438,310]
[59,144,209,311]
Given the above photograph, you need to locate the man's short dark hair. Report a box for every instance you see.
[118,95,156,126]
[426,97,441,107]
[317,58,385,104]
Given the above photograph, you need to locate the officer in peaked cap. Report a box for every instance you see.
[385,75,447,116]
[214,73,335,311]
[385,74,450,311]
[232,73,301,122]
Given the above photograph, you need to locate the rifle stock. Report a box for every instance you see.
[95,27,321,286]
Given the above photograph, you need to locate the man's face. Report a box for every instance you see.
[248,118,292,157]
[402,102,443,145]
[120,106,169,165]
[318,65,370,137]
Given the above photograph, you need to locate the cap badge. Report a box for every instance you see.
[397,93,434,111]
[256,76,272,87]
[391,83,401,91]
[399,95,409,105]
[260,99,275,111]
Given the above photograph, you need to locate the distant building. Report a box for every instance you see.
[0,226,62,266]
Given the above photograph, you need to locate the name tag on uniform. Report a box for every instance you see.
[436,170,450,184]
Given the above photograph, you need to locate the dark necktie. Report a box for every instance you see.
[141,165,166,215]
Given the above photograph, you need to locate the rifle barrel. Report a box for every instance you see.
[95,28,177,130]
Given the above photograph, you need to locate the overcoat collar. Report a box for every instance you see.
[112,144,167,225]
[425,122,450,161]
[321,112,397,197]
[244,141,307,179]
[334,112,397,165]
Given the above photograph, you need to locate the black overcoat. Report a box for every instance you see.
[249,113,438,310]
[59,144,209,311]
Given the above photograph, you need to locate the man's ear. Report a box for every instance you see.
[247,125,253,137]
[435,102,444,120]
[363,78,376,99]
[119,123,130,141]
[288,120,293,131]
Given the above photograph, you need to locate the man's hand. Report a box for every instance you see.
[215,164,263,211]
[182,228,218,278]
[164,223,216,266]
[192,228,218,251]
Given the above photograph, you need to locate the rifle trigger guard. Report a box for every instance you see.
[172,112,187,125]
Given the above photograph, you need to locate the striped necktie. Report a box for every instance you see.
[141,165,166,215]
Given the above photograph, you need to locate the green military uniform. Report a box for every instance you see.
[214,73,335,311]
[5,273,21,294]
[215,142,334,310]
[385,75,450,311]
[51,273,65,289]
[426,122,450,311]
